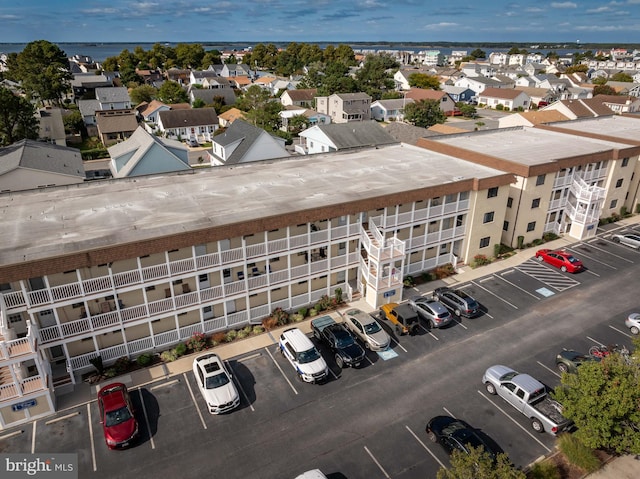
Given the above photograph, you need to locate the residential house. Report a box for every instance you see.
[136,69,163,87]
[0,139,85,192]
[604,82,640,98]
[459,61,495,78]
[252,76,278,92]
[523,63,546,76]
[315,92,372,123]
[382,122,440,145]
[442,85,475,103]
[77,100,101,128]
[70,73,112,102]
[94,87,132,110]
[513,86,556,107]
[199,76,236,105]
[108,126,190,178]
[280,88,317,107]
[542,98,616,119]
[209,119,289,165]
[454,76,506,97]
[427,123,469,135]
[270,78,299,95]
[190,70,220,87]
[227,76,251,90]
[296,121,397,155]
[370,98,414,122]
[157,108,219,143]
[493,74,516,89]
[37,107,66,146]
[209,63,252,78]
[136,100,172,124]
[166,68,191,85]
[477,87,530,110]
[562,87,593,101]
[279,106,330,132]
[405,88,456,115]
[498,110,571,128]
[95,109,139,146]
[218,108,246,127]
[590,95,640,114]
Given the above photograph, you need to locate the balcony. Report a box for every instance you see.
[0,373,47,403]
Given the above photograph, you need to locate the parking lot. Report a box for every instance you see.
[2,223,639,479]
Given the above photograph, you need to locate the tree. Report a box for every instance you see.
[610,72,633,82]
[174,43,205,69]
[456,102,477,118]
[593,85,617,96]
[436,446,525,479]
[62,109,85,136]
[408,73,441,90]
[469,49,487,60]
[287,114,310,134]
[157,81,188,104]
[553,350,640,455]
[564,64,589,74]
[355,53,398,100]
[192,98,206,108]
[129,84,158,105]
[404,99,446,128]
[0,86,39,146]
[7,40,71,105]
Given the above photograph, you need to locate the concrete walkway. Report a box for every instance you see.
[54,215,640,478]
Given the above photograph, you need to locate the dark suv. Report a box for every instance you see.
[432,287,480,318]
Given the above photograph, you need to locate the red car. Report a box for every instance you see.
[97,383,138,449]
[535,249,583,273]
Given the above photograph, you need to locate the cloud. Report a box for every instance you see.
[81,8,119,14]
[586,6,611,12]
[423,22,459,30]
[574,24,627,31]
[525,7,544,12]
[0,14,19,19]
[550,2,577,7]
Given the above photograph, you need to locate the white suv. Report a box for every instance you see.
[279,328,328,383]
[192,353,240,414]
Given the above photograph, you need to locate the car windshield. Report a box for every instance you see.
[499,371,519,381]
[566,255,578,263]
[364,321,382,334]
[298,347,321,364]
[205,372,230,389]
[105,406,133,427]
[335,334,355,349]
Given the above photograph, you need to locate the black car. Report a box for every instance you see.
[433,287,480,318]
[319,323,366,368]
[426,416,501,460]
[556,349,599,373]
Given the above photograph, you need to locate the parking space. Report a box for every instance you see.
[516,259,581,292]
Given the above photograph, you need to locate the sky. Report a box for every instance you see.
[1,0,640,44]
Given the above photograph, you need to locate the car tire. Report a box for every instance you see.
[531,418,544,433]
[630,326,640,335]
[557,362,569,373]
[561,266,567,272]
[428,431,437,443]
[536,255,544,262]
[364,341,371,350]
[612,236,620,243]
[313,329,321,340]
[485,382,496,395]
[335,354,344,369]
[395,324,404,336]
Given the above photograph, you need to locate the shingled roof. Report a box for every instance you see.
[158,108,219,128]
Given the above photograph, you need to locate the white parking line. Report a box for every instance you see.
[471,280,518,309]
[451,317,469,329]
[405,425,447,470]
[536,361,561,379]
[183,372,208,430]
[608,325,633,339]
[226,361,255,412]
[390,337,408,353]
[0,430,23,441]
[31,421,36,454]
[585,270,601,277]
[582,240,635,262]
[138,388,157,447]
[45,411,80,425]
[477,390,551,453]
[566,247,617,269]
[265,346,299,395]
[442,407,456,418]
[149,379,179,391]
[586,336,605,347]
[364,445,391,478]
[237,352,262,362]
[496,273,541,300]
[87,403,97,471]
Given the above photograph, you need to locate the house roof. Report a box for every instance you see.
[427,124,469,135]
[283,88,317,101]
[38,108,66,141]
[480,87,527,100]
[191,70,220,80]
[513,86,553,98]
[230,76,251,86]
[514,110,571,125]
[372,98,414,110]
[592,94,639,105]
[158,108,219,128]
[557,98,615,117]
[382,122,439,145]
[254,76,277,85]
[136,99,170,118]
[96,110,139,134]
[406,88,447,101]
[309,121,399,149]
[333,92,371,101]
[189,89,222,104]
[0,139,84,177]
[218,107,245,123]
[78,99,101,118]
[95,87,131,104]
[213,119,285,164]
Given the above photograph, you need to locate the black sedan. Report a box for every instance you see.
[426,416,501,460]
[320,323,366,368]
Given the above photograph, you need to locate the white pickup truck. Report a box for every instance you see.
[482,365,573,435]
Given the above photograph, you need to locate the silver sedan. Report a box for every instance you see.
[611,233,640,249]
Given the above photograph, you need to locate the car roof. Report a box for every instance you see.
[98,383,127,410]
[281,327,315,351]
[394,303,416,315]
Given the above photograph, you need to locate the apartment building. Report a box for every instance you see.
[0,143,512,428]
[418,123,640,247]
[315,93,372,123]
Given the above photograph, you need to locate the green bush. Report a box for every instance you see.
[471,254,491,268]
[251,325,264,335]
[421,271,433,282]
[496,104,504,110]
[403,275,415,287]
[517,235,525,249]
[174,342,187,357]
[620,206,628,217]
[160,349,178,362]
[532,238,544,246]
[186,332,207,352]
[271,307,290,326]
[493,244,501,258]
[104,367,117,378]
[527,460,561,479]
[542,232,559,242]
[334,287,343,304]
[225,329,238,342]
[114,356,131,373]
[309,308,318,317]
[290,313,304,322]
[236,328,249,340]
[136,353,153,367]
[635,203,640,214]
[557,433,601,473]
[298,307,308,318]
[81,148,109,160]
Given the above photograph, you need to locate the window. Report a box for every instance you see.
[536,174,546,186]
[479,237,490,248]
[487,187,498,198]
[483,212,494,223]
[615,178,623,188]
[527,221,536,232]
[531,198,540,209]
[610,199,618,209]
[503,221,509,231]
[622,157,629,167]
[507,197,513,208]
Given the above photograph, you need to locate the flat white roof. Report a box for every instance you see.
[546,115,640,143]
[0,143,505,266]
[429,126,631,166]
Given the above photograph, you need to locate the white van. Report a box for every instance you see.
[279,328,328,383]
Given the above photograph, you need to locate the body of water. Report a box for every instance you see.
[0,42,585,63]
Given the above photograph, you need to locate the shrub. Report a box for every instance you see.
[186,332,207,352]
[636,203,640,214]
[251,325,264,335]
[421,271,433,282]
[517,235,525,249]
[174,342,187,357]
[225,329,238,342]
[104,368,117,378]
[114,356,131,374]
[290,313,304,322]
[212,332,227,344]
[527,459,561,479]
[334,287,343,304]
[403,275,415,287]
[262,316,279,330]
[471,254,491,268]
[89,355,105,375]
[611,212,621,222]
[160,350,178,362]
[309,308,318,317]
[557,433,601,473]
[136,353,153,367]
[434,263,456,279]
[542,232,559,242]
[532,238,544,246]
[298,307,308,318]
[496,104,504,110]
[493,244,501,258]
[271,307,290,326]
[236,328,249,340]
[313,303,324,313]
[620,206,628,217]
[317,295,332,310]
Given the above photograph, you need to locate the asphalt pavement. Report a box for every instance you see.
[52,214,640,478]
